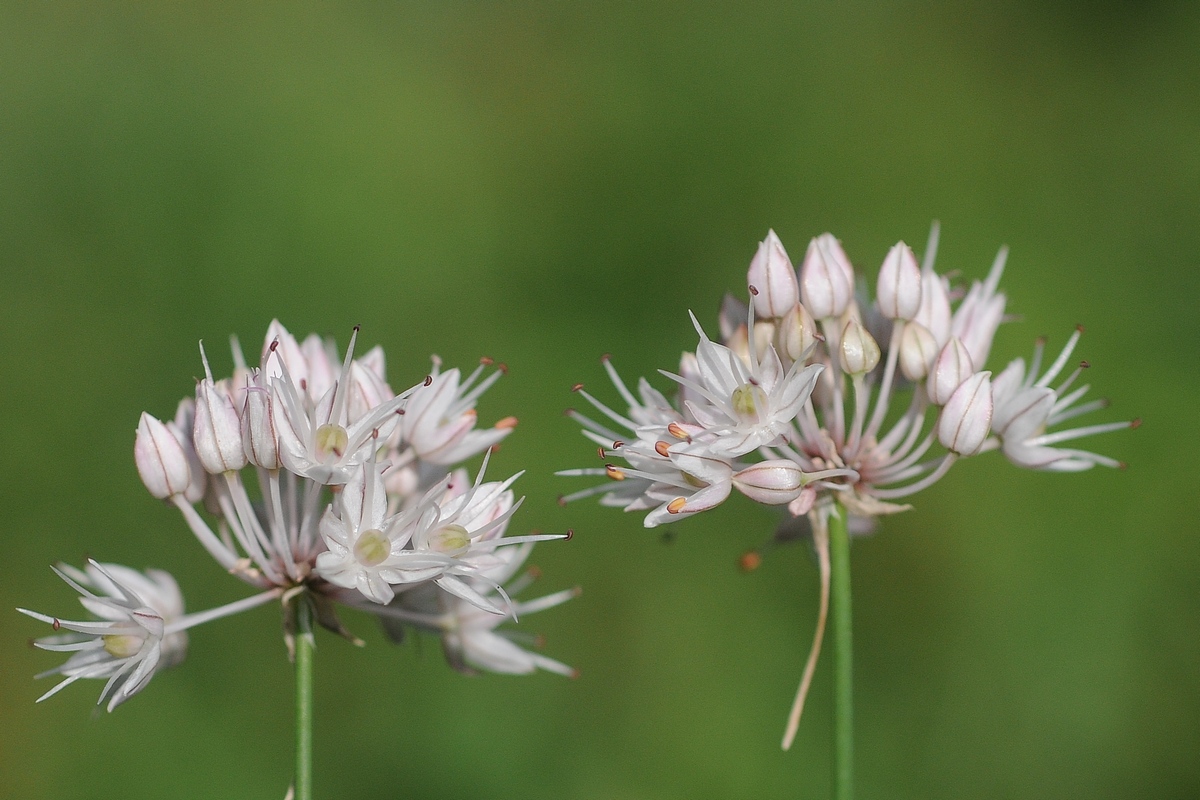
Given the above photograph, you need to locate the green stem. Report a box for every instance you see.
[295,598,314,800]
[829,503,854,800]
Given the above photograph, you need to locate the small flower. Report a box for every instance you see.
[378,543,577,677]
[665,312,823,458]
[990,327,1136,471]
[398,357,515,465]
[19,561,187,711]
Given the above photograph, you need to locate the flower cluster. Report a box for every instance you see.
[23,321,575,710]
[560,226,1135,745]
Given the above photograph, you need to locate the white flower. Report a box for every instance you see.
[990,327,1136,471]
[315,458,460,605]
[18,561,187,711]
[665,312,823,458]
[377,543,576,677]
[398,357,515,465]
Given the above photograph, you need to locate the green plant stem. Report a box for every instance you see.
[829,503,854,800]
[295,598,314,800]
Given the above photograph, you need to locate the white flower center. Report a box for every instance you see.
[730,383,769,425]
[353,529,391,566]
[426,524,470,557]
[102,633,144,659]
[315,423,349,461]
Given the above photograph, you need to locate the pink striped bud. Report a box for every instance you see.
[747,230,799,319]
[937,371,993,456]
[876,242,923,320]
[927,338,974,406]
[800,233,855,319]
[135,413,192,499]
[732,460,806,505]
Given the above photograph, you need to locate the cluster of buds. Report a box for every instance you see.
[560,226,1135,745]
[22,321,576,710]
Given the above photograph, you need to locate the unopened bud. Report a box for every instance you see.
[777,303,817,363]
[937,371,993,456]
[898,322,938,381]
[732,460,807,505]
[135,413,192,499]
[877,242,923,320]
[194,379,247,474]
[800,233,855,319]
[241,383,280,470]
[914,271,952,346]
[747,230,799,319]
[927,338,974,406]
[840,319,880,375]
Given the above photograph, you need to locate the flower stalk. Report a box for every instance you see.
[295,595,314,800]
[829,503,853,800]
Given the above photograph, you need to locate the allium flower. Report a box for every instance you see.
[560,223,1135,747]
[375,543,577,677]
[26,320,575,715]
[19,561,278,711]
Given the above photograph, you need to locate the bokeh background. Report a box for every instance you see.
[1,2,1196,798]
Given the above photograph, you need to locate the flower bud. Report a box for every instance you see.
[876,242,923,320]
[135,412,192,499]
[171,398,207,502]
[777,303,817,363]
[914,270,952,347]
[840,319,881,375]
[732,460,806,505]
[241,383,280,470]
[301,333,337,403]
[193,379,247,474]
[937,371,993,456]
[747,230,799,319]
[261,319,308,389]
[898,321,938,381]
[800,234,855,319]
[927,337,974,406]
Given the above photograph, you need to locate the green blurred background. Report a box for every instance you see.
[1,2,1195,798]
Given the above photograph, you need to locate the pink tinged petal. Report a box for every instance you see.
[776,362,823,418]
[788,487,817,516]
[668,442,734,484]
[915,271,952,346]
[358,345,387,380]
[926,338,974,406]
[170,400,207,502]
[898,321,939,381]
[732,460,806,505]
[261,320,308,389]
[241,386,280,470]
[840,319,881,375]
[300,333,337,402]
[193,380,247,474]
[993,386,1055,440]
[747,229,799,318]
[800,234,855,319]
[876,241,923,320]
[135,413,192,499]
[777,303,817,363]
[937,371,993,456]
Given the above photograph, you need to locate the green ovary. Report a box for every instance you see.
[315,423,349,460]
[731,383,768,425]
[354,529,391,566]
[427,524,470,557]
[102,634,143,659]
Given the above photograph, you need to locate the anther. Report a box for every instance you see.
[654,441,671,457]
[1076,323,1085,333]
[666,497,687,514]
[480,356,494,366]
[564,529,574,541]
[353,323,361,333]
[748,284,760,296]
[497,362,508,374]
[571,383,584,392]
[667,422,690,440]
[495,416,519,429]
[1080,361,1090,369]
[527,565,542,579]
[600,353,611,363]
[423,375,433,387]
[605,465,625,480]
[1130,418,1142,429]
[611,440,624,449]
[597,447,606,459]
[739,551,762,572]
[556,494,567,507]
[52,618,61,631]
